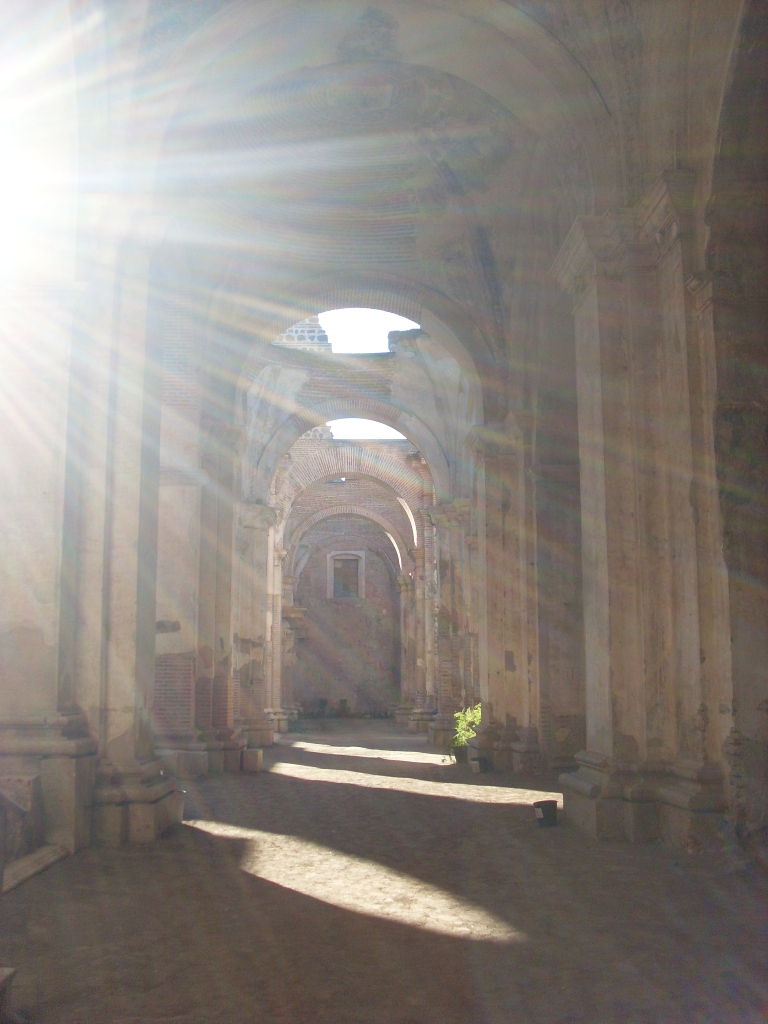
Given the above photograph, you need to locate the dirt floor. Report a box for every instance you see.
[1,720,767,1024]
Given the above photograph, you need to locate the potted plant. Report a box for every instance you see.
[448,703,482,763]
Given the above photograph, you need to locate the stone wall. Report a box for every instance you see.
[293,517,400,716]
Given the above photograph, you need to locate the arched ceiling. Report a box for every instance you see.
[145,1,611,411]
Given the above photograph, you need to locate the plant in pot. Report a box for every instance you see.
[449,703,482,763]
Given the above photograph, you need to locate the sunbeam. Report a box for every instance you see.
[186,819,525,943]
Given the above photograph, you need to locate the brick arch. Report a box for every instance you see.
[288,506,410,574]
[276,444,427,541]
[294,532,402,584]
[254,397,451,505]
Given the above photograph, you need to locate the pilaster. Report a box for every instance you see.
[552,174,730,845]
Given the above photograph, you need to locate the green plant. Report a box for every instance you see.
[449,703,482,759]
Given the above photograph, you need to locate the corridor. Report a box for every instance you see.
[1,721,767,1024]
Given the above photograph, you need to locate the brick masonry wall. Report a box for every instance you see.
[294,516,400,715]
[154,653,195,734]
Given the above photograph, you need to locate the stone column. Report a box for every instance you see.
[551,175,728,844]
[152,313,208,779]
[153,468,207,779]
[641,174,732,839]
[394,574,415,724]
[195,418,247,772]
[90,240,184,843]
[237,502,277,758]
[268,547,289,733]
[428,502,469,747]
[407,547,432,732]
[464,535,481,707]
[281,574,299,719]
[0,286,99,853]
[465,422,536,769]
[552,213,649,839]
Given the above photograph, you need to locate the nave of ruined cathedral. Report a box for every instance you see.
[0,3,766,1021]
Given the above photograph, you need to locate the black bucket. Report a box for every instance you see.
[533,800,558,827]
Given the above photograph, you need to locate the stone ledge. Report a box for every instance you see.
[2,844,68,893]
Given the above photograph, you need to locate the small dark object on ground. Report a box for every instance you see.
[470,756,491,773]
[533,800,558,827]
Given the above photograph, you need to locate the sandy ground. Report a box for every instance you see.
[1,719,767,1024]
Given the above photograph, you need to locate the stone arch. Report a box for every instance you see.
[288,506,410,575]
[276,442,428,518]
[255,397,451,506]
[294,532,402,584]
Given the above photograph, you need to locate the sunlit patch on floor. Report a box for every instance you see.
[285,739,450,765]
[186,820,525,943]
[269,761,564,806]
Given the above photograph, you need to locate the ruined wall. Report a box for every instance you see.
[293,517,400,716]
[709,0,768,835]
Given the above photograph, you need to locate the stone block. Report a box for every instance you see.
[659,804,723,853]
[511,749,544,775]
[427,721,453,747]
[127,801,159,844]
[126,790,184,845]
[92,804,127,847]
[224,748,242,772]
[563,788,626,840]
[623,799,659,843]
[245,724,274,748]
[157,789,185,834]
[0,967,16,1019]
[0,774,44,861]
[39,753,97,853]
[207,750,225,773]
[157,749,209,780]
[242,748,263,773]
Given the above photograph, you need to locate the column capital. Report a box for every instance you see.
[429,499,471,529]
[465,414,523,457]
[274,547,288,565]
[554,171,701,299]
[201,416,248,456]
[239,502,278,530]
[551,213,630,297]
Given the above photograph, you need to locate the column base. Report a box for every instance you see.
[0,714,98,854]
[242,748,263,773]
[561,753,728,848]
[656,760,729,853]
[427,714,455,747]
[242,714,275,748]
[0,967,16,1021]
[216,728,248,772]
[394,704,414,728]
[510,728,544,775]
[407,709,433,733]
[92,759,184,846]
[268,710,289,734]
[154,730,209,779]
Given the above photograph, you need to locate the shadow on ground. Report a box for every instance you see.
[1,721,767,1024]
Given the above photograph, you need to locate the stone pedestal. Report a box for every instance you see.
[242,748,263,773]
[154,730,208,780]
[242,713,275,748]
[0,715,98,854]
[467,717,500,767]
[269,710,289,734]
[427,714,455,748]
[0,967,16,1022]
[511,728,543,775]
[394,704,414,727]
[92,759,184,846]
[560,752,727,846]
[657,762,728,851]
[408,709,433,733]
